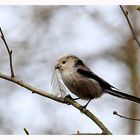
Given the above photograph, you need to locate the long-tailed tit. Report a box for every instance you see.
[54,55,140,108]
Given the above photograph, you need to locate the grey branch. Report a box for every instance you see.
[23,128,30,135]
[0,27,15,77]
[0,72,112,135]
[0,26,112,135]
[73,130,106,135]
[120,5,140,48]
[113,111,140,121]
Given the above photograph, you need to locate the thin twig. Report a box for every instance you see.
[74,132,104,135]
[113,111,140,121]
[24,128,29,135]
[120,5,140,48]
[0,27,15,77]
[0,72,112,135]
[73,130,105,135]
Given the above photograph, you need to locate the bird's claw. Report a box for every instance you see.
[64,94,72,105]
[79,105,87,112]
[64,94,80,105]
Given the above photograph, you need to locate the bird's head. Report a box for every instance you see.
[55,54,84,72]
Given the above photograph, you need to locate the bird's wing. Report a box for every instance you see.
[77,66,140,104]
[77,67,117,90]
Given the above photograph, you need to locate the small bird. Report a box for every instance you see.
[54,54,140,108]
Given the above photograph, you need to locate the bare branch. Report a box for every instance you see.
[0,72,64,103]
[0,72,112,135]
[73,130,105,135]
[0,27,15,77]
[24,128,29,135]
[113,111,140,121]
[120,5,140,48]
[74,133,104,135]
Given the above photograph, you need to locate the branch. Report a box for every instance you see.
[73,130,105,135]
[0,27,112,135]
[0,72,112,135]
[0,27,15,77]
[24,128,29,135]
[74,132,104,135]
[120,5,140,48]
[113,111,140,121]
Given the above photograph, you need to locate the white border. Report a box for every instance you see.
[0,135,140,140]
[0,0,140,5]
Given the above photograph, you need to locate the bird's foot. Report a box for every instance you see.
[79,99,92,111]
[65,94,79,100]
[64,94,79,105]
[79,105,87,112]
[64,95,71,105]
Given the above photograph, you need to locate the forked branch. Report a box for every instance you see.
[0,26,112,134]
[0,27,15,77]
[0,72,112,134]
[120,5,140,48]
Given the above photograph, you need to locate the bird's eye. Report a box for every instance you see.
[62,61,66,64]
[75,60,84,66]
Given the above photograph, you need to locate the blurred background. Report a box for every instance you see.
[0,5,140,135]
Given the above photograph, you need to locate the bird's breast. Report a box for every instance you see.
[61,71,103,99]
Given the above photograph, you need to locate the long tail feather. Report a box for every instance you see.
[105,89,140,104]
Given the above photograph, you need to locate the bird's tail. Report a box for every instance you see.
[105,89,140,104]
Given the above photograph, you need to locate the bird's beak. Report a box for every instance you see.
[55,64,60,69]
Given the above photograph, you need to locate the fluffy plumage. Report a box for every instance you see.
[54,55,140,105]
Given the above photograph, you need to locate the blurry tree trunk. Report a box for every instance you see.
[125,6,139,134]
[126,40,139,134]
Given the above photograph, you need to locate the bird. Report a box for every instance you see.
[54,54,140,108]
